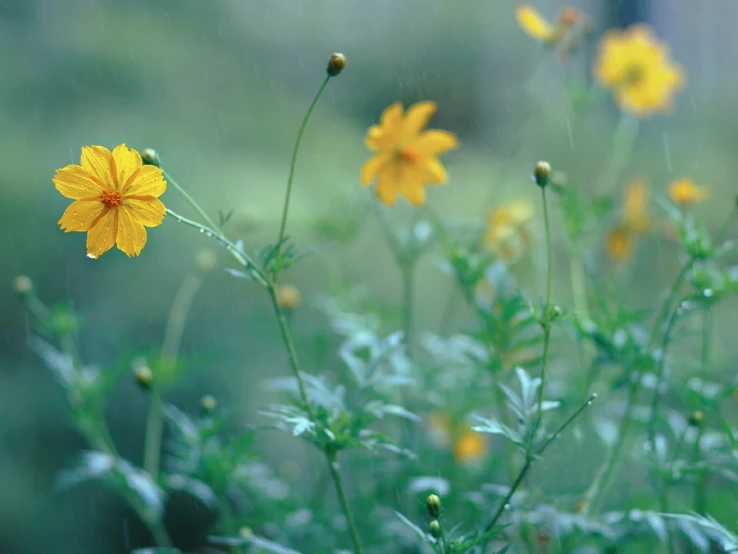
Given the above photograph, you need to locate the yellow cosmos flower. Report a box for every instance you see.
[361,101,458,207]
[53,144,167,258]
[605,179,651,262]
[595,24,684,116]
[453,428,487,464]
[668,178,707,207]
[484,199,535,263]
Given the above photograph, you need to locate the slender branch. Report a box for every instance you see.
[163,170,221,233]
[536,393,597,456]
[646,303,681,445]
[276,75,332,251]
[534,185,554,431]
[693,307,711,514]
[326,450,363,554]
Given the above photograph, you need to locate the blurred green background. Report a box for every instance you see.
[2,0,738,552]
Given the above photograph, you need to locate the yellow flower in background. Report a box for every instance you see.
[595,24,684,116]
[622,178,651,232]
[668,178,707,207]
[605,179,651,262]
[361,101,458,207]
[516,5,557,42]
[426,412,488,464]
[53,144,167,258]
[484,199,535,263]
[453,428,487,464]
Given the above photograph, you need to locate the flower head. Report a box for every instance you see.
[276,284,302,311]
[484,199,535,263]
[605,179,651,262]
[595,24,684,116]
[361,101,458,207]
[668,178,707,207]
[53,144,167,258]
[453,428,487,463]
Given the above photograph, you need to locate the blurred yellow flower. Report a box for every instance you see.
[595,24,684,116]
[668,178,707,207]
[361,101,458,206]
[606,179,651,262]
[53,144,167,258]
[484,199,535,263]
[516,5,579,44]
[453,428,487,463]
[426,412,487,463]
[275,284,302,311]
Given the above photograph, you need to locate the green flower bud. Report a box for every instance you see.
[426,494,442,518]
[134,366,153,390]
[327,53,347,77]
[200,395,217,415]
[141,148,161,167]
[534,161,551,188]
[688,410,704,427]
[12,275,33,297]
[429,519,442,538]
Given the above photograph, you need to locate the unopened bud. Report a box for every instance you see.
[688,410,704,427]
[327,53,347,77]
[195,249,217,272]
[12,275,33,297]
[141,148,161,167]
[276,284,302,311]
[429,519,442,538]
[134,366,153,389]
[200,395,217,414]
[534,161,551,188]
[558,6,579,26]
[238,527,253,539]
[426,494,442,518]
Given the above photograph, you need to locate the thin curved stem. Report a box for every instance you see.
[163,170,221,233]
[326,449,363,554]
[646,304,681,446]
[692,307,711,514]
[535,186,554,425]
[276,76,332,252]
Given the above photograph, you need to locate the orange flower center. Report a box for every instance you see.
[398,146,420,164]
[100,189,122,208]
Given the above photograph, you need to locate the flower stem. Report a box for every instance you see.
[534,185,554,426]
[326,449,363,554]
[276,75,332,255]
[646,304,681,446]
[692,307,711,514]
[658,426,688,554]
[163,170,221,233]
[401,263,415,350]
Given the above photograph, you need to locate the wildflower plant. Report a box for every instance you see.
[12,8,738,554]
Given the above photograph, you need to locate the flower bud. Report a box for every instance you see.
[429,519,442,538]
[141,148,161,167]
[327,53,347,77]
[276,284,302,311]
[238,527,253,539]
[534,161,551,188]
[134,365,153,389]
[426,494,442,518]
[688,410,704,427]
[558,6,579,26]
[194,249,217,272]
[200,395,217,415]
[12,275,33,297]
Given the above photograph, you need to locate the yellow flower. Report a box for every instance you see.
[453,428,487,464]
[605,223,633,262]
[361,101,458,207]
[668,178,707,207]
[595,24,684,116]
[606,179,651,262]
[484,200,535,263]
[53,144,167,258]
[275,284,302,311]
[623,178,651,232]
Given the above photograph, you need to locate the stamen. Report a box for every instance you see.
[100,189,122,208]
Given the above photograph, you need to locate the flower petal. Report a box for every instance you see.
[403,101,437,139]
[116,205,148,257]
[606,224,632,262]
[380,102,404,127]
[81,146,116,189]
[401,179,426,206]
[360,154,390,186]
[516,5,554,41]
[124,197,166,227]
[122,165,167,196]
[58,200,106,232]
[86,209,118,259]
[112,144,143,189]
[414,130,459,156]
[375,173,399,206]
[414,158,448,185]
[53,165,105,199]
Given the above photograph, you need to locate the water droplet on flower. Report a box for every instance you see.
[87,253,97,259]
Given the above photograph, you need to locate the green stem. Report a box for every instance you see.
[165,208,267,287]
[595,112,639,193]
[646,304,681,446]
[401,263,415,350]
[692,307,711,514]
[484,393,596,534]
[534,185,554,427]
[326,449,363,554]
[276,75,332,252]
[658,427,688,554]
[163,170,221,233]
